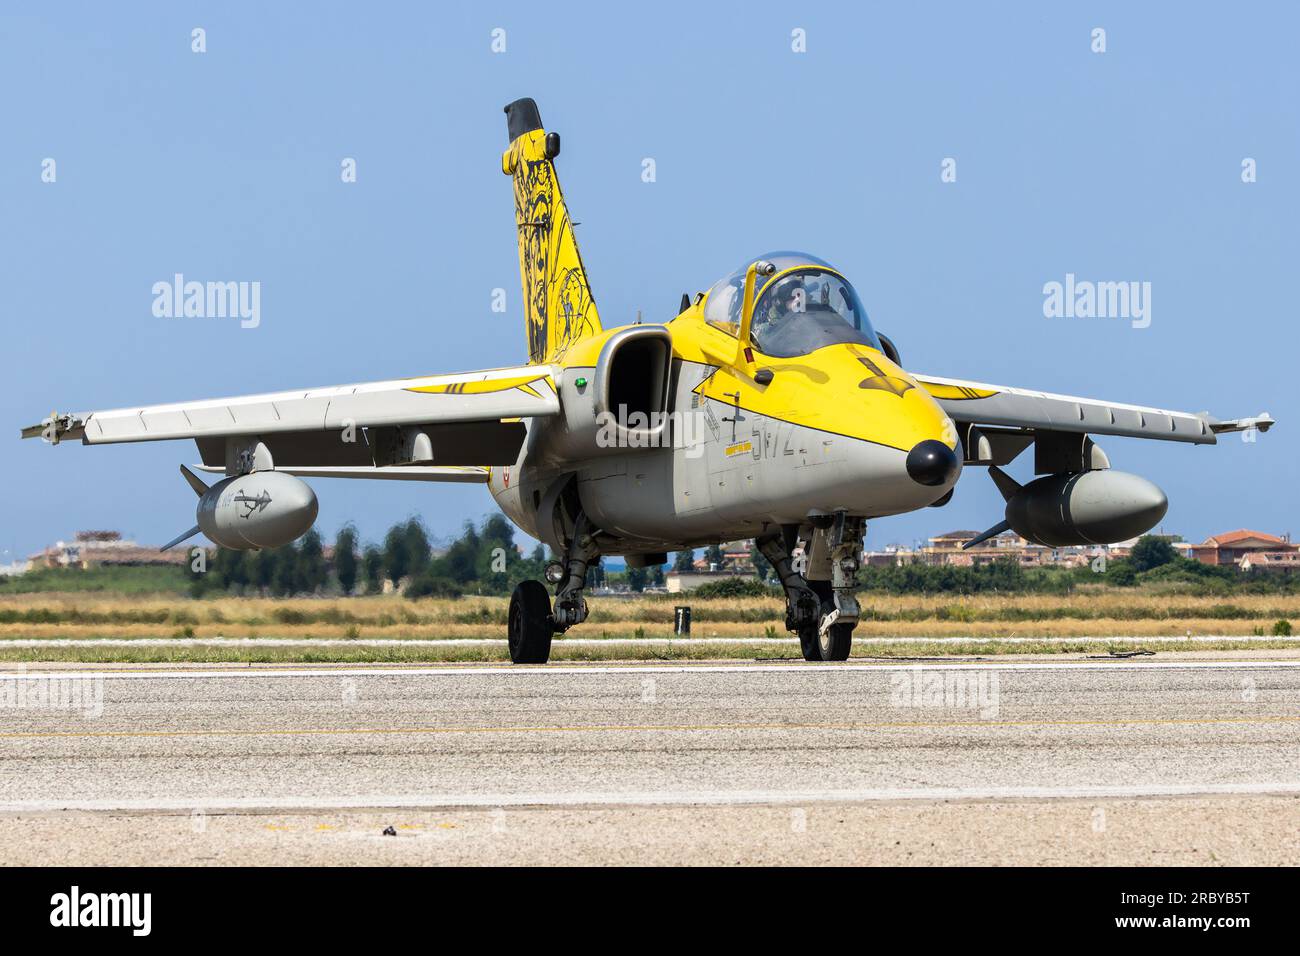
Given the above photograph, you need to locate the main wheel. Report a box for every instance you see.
[792,585,826,661]
[796,625,822,661]
[508,580,554,664]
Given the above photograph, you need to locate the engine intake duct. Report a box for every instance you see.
[551,325,674,458]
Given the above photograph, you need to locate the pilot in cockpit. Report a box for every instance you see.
[754,275,805,339]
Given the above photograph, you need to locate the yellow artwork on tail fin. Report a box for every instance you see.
[502,98,601,365]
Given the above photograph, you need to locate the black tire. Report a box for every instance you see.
[818,622,854,661]
[508,580,554,664]
[797,628,822,661]
[791,584,826,661]
[807,579,853,661]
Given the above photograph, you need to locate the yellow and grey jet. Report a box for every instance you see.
[22,98,1274,663]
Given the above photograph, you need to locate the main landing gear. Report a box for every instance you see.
[507,513,599,664]
[758,512,865,662]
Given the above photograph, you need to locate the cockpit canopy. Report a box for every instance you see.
[701,251,882,358]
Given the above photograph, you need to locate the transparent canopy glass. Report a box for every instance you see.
[701,251,882,358]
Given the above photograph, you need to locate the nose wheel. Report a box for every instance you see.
[818,623,854,661]
[758,524,862,663]
[801,580,855,661]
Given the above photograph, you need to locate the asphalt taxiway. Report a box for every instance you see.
[1,659,1298,864]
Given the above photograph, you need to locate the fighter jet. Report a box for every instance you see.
[22,98,1274,664]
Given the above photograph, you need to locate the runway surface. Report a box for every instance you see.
[2,660,1298,864]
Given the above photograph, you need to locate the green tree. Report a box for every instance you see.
[673,550,696,572]
[1130,536,1176,573]
[436,521,482,583]
[626,565,648,592]
[297,530,327,594]
[705,543,724,570]
[210,548,249,592]
[362,545,383,593]
[693,577,773,598]
[1105,561,1138,587]
[334,525,358,594]
[481,513,515,552]
[403,518,432,571]
[272,542,299,595]
[477,514,518,591]
[250,548,276,593]
[382,525,410,586]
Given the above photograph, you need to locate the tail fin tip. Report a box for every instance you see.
[504,98,543,142]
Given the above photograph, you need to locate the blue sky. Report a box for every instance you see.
[2,1,1296,562]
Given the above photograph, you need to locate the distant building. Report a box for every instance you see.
[667,526,1294,584]
[1188,530,1295,567]
[28,530,190,569]
[1238,551,1300,573]
[912,529,1103,569]
[692,539,755,574]
[863,543,918,567]
[666,569,751,593]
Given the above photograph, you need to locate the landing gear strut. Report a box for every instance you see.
[507,512,599,665]
[757,531,821,661]
[760,513,865,662]
[810,512,865,661]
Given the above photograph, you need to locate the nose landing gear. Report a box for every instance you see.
[759,512,865,662]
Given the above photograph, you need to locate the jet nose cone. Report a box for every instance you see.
[906,440,960,487]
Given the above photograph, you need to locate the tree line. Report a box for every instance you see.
[186,524,1295,598]
[188,514,644,598]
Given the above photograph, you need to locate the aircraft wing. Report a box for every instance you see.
[916,373,1273,456]
[20,364,557,477]
[21,365,558,445]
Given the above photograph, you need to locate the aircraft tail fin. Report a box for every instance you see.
[502,98,602,364]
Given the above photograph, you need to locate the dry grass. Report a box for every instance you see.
[0,589,1294,648]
